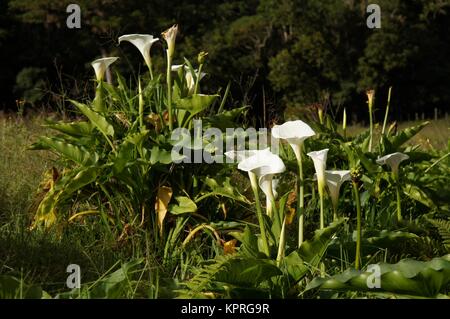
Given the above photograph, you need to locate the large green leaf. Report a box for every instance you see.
[390,121,429,150]
[176,94,219,116]
[403,183,437,209]
[298,218,346,267]
[31,136,98,165]
[199,176,250,204]
[44,121,94,137]
[63,166,99,195]
[203,106,248,130]
[169,196,198,214]
[284,251,309,283]
[230,225,260,258]
[306,255,450,298]
[70,100,114,138]
[0,275,48,299]
[150,145,184,164]
[213,257,282,287]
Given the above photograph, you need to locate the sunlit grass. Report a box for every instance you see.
[346,118,450,150]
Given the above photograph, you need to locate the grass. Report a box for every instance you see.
[0,113,145,295]
[346,118,450,150]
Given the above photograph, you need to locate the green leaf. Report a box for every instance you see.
[203,106,248,130]
[284,251,309,283]
[298,218,346,267]
[390,121,429,150]
[150,146,182,164]
[70,100,114,138]
[62,166,99,195]
[231,225,260,258]
[403,184,437,208]
[44,121,94,137]
[200,176,250,203]
[113,141,135,173]
[0,275,45,299]
[214,257,282,287]
[306,255,450,297]
[169,196,198,214]
[31,137,98,165]
[176,94,219,116]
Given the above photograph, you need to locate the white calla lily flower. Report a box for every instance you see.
[376,152,409,176]
[272,120,315,162]
[308,148,329,229]
[272,120,315,247]
[171,65,206,93]
[324,170,351,213]
[236,148,286,218]
[238,148,285,179]
[185,70,206,94]
[307,149,329,195]
[171,64,184,72]
[162,24,178,59]
[118,34,159,70]
[224,150,258,163]
[91,57,119,81]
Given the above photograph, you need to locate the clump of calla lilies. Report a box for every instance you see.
[88,26,412,271]
[226,118,411,270]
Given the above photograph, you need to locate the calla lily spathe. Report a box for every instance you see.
[172,65,206,94]
[118,34,159,69]
[376,152,409,176]
[91,57,119,81]
[325,170,351,210]
[227,149,284,199]
[236,148,285,218]
[237,148,285,182]
[271,120,315,162]
[307,149,329,195]
[224,149,258,163]
[162,24,178,59]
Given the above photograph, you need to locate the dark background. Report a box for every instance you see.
[1,0,449,124]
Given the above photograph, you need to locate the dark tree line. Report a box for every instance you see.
[1,0,449,123]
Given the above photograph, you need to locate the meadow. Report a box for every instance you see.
[0,26,449,299]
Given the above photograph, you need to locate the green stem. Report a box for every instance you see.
[319,191,324,230]
[381,86,392,136]
[166,53,173,131]
[395,177,403,223]
[368,106,373,152]
[147,61,154,81]
[297,147,305,248]
[249,172,270,257]
[276,217,286,267]
[193,64,203,95]
[138,78,144,130]
[352,181,362,270]
[333,205,338,222]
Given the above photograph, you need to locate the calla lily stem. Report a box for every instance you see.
[193,63,203,95]
[319,191,324,230]
[249,172,270,257]
[368,107,373,152]
[352,181,362,270]
[394,174,403,223]
[297,147,305,247]
[166,54,173,131]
